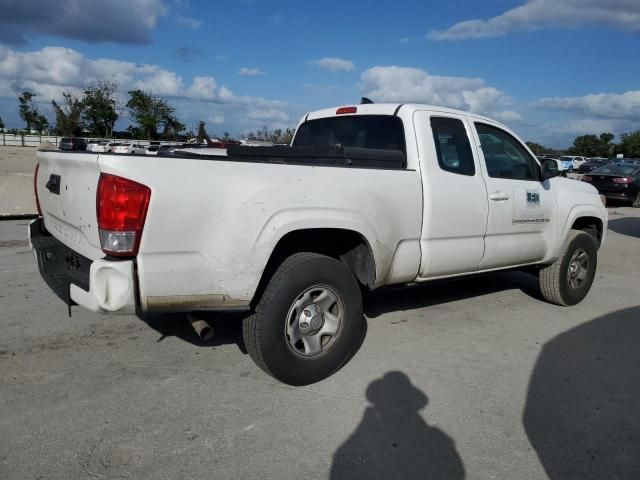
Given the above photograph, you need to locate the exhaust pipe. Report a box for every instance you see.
[187,313,214,341]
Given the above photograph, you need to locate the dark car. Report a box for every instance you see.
[59,137,87,151]
[577,158,610,174]
[582,163,640,207]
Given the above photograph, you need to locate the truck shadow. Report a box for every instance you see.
[364,271,541,318]
[330,371,466,479]
[608,217,640,238]
[139,271,541,348]
[139,311,368,359]
[523,306,640,479]
[139,311,249,353]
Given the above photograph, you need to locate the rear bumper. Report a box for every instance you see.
[29,218,137,314]
[599,191,635,202]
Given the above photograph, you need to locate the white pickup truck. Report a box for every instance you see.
[30,102,607,385]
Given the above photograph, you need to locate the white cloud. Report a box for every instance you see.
[208,114,225,125]
[359,66,510,115]
[238,67,266,77]
[536,90,640,120]
[493,110,524,122]
[311,57,355,73]
[134,70,184,96]
[247,109,289,123]
[0,0,165,45]
[0,45,298,134]
[176,15,203,29]
[187,76,218,100]
[429,0,640,40]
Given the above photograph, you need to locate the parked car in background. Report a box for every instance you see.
[59,137,87,151]
[538,155,569,177]
[578,158,610,174]
[145,145,175,156]
[92,141,119,153]
[86,139,108,152]
[112,143,147,155]
[560,156,588,171]
[582,162,640,207]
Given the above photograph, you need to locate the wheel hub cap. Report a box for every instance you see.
[298,304,324,335]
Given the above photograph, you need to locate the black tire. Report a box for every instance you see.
[539,230,598,306]
[243,252,364,386]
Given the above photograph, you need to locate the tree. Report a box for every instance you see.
[18,91,41,132]
[619,131,640,158]
[0,116,4,129]
[223,131,231,140]
[83,80,119,137]
[52,91,85,136]
[34,113,49,134]
[196,121,207,143]
[281,128,296,144]
[162,116,185,140]
[126,89,177,140]
[526,142,550,155]
[567,132,615,158]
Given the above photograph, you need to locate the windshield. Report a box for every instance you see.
[591,165,637,175]
[560,156,573,161]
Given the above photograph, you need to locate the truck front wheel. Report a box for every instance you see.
[243,252,364,385]
[539,230,598,306]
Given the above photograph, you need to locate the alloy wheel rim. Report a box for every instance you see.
[285,285,344,357]
[567,248,589,289]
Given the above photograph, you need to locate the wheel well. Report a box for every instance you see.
[253,229,376,305]
[572,217,603,246]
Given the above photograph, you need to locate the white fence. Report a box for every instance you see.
[0,133,182,148]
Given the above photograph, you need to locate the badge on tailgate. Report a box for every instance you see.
[46,174,61,194]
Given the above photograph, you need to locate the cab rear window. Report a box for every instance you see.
[293,115,406,153]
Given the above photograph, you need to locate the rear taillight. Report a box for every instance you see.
[582,176,592,182]
[97,173,151,257]
[34,163,42,216]
[613,177,633,184]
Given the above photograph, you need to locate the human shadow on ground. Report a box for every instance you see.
[608,217,640,238]
[523,306,640,479]
[330,371,465,480]
[364,271,540,318]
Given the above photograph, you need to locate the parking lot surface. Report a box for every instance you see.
[1,207,638,479]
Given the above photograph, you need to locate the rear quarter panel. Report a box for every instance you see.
[97,154,423,310]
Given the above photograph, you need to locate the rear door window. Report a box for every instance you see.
[430,117,475,176]
[293,115,406,153]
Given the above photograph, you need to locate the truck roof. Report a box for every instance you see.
[303,103,508,129]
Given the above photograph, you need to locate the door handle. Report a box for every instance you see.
[489,191,509,201]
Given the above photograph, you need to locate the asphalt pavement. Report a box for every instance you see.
[1,207,639,479]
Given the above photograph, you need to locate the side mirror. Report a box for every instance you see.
[541,158,561,180]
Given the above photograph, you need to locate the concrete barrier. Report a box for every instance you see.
[0,146,38,217]
[0,173,37,217]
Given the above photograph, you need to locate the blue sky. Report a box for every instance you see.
[0,0,639,147]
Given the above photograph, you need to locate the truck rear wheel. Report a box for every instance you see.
[539,230,597,306]
[243,252,364,385]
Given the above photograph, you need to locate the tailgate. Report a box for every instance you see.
[36,150,103,260]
